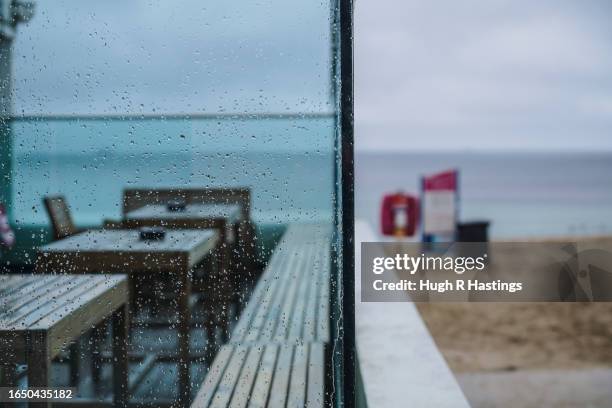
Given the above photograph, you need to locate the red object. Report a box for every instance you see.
[423,169,458,191]
[381,193,419,237]
[0,204,15,248]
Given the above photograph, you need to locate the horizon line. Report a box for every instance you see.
[355,147,612,154]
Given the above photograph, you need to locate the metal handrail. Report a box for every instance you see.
[8,111,335,122]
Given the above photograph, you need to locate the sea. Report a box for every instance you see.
[356,151,612,238]
[10,116,336,226]
[9,117,612,238]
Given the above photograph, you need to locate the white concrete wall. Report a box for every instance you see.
[355,220,470,408]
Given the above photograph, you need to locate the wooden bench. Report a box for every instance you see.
[191,343,326,408]
[190,224,331,407]
[0,274,129,406]
[230,224,331,344]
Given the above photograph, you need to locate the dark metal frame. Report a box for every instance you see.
[340,0,355,405]
[331,0,355,406]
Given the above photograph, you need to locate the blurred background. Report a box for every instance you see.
[356,0,612,238]
[355,1,612,407]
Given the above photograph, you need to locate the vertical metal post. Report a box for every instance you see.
[0,1,34,217]
[0,20,13,213]
[336,0,354,406]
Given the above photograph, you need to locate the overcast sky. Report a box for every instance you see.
[356,0,612,151]
[11,1,612,151]
[12,0,332,115]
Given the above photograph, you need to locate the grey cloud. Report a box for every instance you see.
[356,0,612,151]
[12,0,332,115]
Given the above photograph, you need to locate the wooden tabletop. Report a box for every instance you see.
[125,204,242,224]
[37,229,219,272]
[0,274,128,358]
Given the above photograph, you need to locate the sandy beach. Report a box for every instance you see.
[418,302,612,372]
[416,236,612,407]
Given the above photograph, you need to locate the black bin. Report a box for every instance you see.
[457,221,490,242]
[456,221,490,263]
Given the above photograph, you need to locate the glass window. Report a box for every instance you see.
[0,0,350,406]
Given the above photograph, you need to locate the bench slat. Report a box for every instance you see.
[210,346,249,408]
[232,238,294,342]
[195,346,235,408]
[191,343,324,408]
[268,248,306,342]
[267,345,293,408]
[228,346,263,408]
[287,344,308,408]
[282,245,313,342]
[245,250,296,342]
[231,225,331,345]
[306,343,325,408]
[317,243,331,343]
[246,345,277,408]
[302,246,322,342]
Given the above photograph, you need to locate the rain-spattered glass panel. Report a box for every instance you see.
[0,0,345,406]
[12,116,335,226]
[10,0,336,228]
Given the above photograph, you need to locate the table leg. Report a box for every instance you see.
[204,317,216,363]
[217,227,231,336]
[218,226,228,278]
[176,270,192,407]
[0,363,16,387]
[68,341,80,387]
[112,304,129,407]
[235,220,253,293]
[26,332,50,408]
[128,277,138,322]
[91,324,103,394]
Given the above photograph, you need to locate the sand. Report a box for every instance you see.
[415,236,612,407]
[456,368,612,408]
[417,302,612,373]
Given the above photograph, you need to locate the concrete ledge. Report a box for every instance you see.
[355,220,470,408]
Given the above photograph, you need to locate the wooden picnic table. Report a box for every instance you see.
[123,203,245,299]
[35,229,219,407]
[123,203,242,241]
[0,274,129,407]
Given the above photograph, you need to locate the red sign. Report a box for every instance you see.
[423,169,458,191]
[422,170,459,238]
